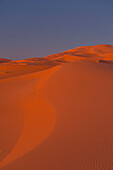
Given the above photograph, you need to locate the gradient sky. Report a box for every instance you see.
[0,0,113,59]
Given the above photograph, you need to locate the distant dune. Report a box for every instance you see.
[46,44,113,62]
[0,58,12,63]
[0,44,113,169]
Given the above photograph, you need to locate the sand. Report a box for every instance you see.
[0,44,113,169]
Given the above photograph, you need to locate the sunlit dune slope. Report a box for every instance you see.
[0,61,113,169]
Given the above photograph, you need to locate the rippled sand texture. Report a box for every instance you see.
[0,44,113,169]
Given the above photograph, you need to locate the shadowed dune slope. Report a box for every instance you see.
[0,61,113,169]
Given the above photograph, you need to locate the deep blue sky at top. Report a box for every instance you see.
[0,0,113,59]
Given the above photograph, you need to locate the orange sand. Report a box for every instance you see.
[0,44,113,169]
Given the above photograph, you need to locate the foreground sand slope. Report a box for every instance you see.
[0,61,113,169]
[0,66,60,168]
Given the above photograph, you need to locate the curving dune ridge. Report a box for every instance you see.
[0,44,113,169]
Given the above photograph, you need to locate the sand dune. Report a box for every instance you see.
[0,59,12,64]
[0,58,58,79]
[0,45,113,169]
[46,44,113,62]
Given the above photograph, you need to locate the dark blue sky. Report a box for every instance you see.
[0,0,113,59]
